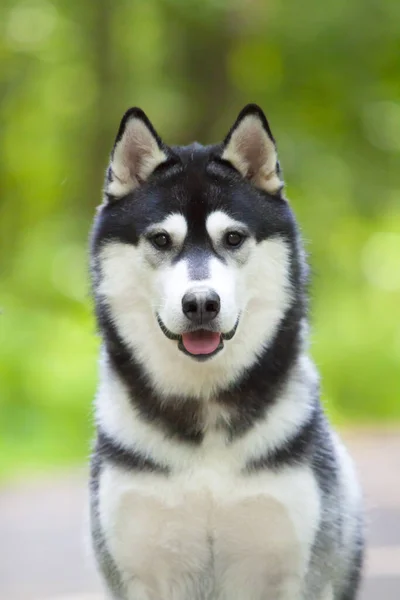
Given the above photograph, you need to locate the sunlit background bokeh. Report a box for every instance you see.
[1,0,400,479]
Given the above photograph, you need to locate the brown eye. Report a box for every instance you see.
[152,233,171,249]
[225,231,244,248]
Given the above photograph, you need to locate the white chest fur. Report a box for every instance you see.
[98,460,321,600]
[95,353,321,599]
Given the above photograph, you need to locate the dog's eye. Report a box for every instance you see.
[224,231,244,248]
[151,233,171,249]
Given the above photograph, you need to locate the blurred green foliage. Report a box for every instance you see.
[1,0,400,478]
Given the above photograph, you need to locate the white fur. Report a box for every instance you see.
[331,432,364,594]
[95,350,358,600]
[92,202,364,599]
[206,211,249,241]
[92,114,363,600]
[96,353,321,599]
[320,585,334,600]
[107,117,167,197]
[222,115,282,194]
[96,353,318,472]
[97,210,292,399]
[99,464,320,600]
[147,212,188,243]
[96,349,320,597]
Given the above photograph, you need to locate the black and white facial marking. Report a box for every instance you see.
[91,104,307,401]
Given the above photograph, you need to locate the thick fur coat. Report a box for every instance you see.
[89,105,364,600]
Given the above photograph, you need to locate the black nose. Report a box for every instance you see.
[182,289,221,324]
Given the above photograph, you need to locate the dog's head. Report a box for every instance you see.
[91,105,304,396]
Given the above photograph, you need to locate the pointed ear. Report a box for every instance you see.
[105,108,169,198]
[221,104,283,196]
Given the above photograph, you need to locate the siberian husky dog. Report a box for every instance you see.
[89,104,364,600]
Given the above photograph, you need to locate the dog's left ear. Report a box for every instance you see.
[222,104,283,196]
[105,108,169,199]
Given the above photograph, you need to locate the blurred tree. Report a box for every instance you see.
[0,0,399,478]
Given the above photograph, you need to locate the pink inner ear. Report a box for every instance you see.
[107,118,167,197]
[222,114,282,194]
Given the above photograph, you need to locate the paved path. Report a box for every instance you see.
[0,431,399,600]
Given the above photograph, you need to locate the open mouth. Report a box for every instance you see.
[180,330,223,358]
[156,316,239,361]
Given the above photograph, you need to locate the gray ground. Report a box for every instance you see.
[0,431,399,600]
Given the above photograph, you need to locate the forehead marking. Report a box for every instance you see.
[186,248,211,281]
[206,210,246,238]
[148,213,188,243]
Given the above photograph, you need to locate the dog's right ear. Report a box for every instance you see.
[105,108,169,199]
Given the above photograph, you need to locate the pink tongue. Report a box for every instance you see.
[181,330,221,355]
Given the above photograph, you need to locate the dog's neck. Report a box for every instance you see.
[97,300,306,443]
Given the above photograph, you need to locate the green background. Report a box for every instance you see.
[1,0,399,478]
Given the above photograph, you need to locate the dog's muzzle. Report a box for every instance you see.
[156,315,239,361]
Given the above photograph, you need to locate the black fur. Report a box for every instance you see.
[95,429,169,474]
[223,103,277,150]
[340,543,364,600]
[89,105,364,599]
[245,401,320,472]
[91,108,307,443]
[99,312,205,443]
[90,452,124,596]
[94,290,304,443]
